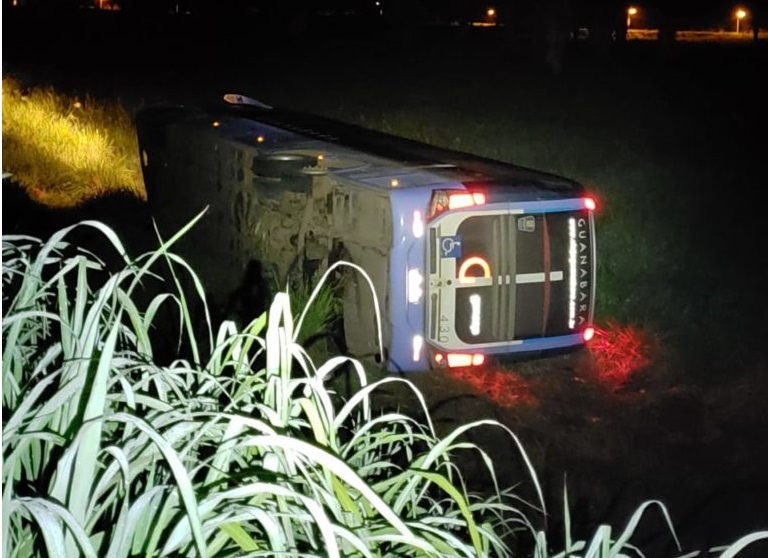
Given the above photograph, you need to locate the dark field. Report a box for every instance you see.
[3,8,768,556]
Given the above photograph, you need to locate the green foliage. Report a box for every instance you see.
[4,218,766,557]
[1,76,145,207]
[2,216,540,557]
[280,267,343,348]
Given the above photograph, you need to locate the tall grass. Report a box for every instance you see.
[280,268,343,349]
[1,215,537,557]
[1,76,145,207]
[4,217,767,557]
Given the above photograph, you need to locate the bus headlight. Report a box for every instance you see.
[412,210,424,238]
[412,335,424,362]
[407,268,423,303]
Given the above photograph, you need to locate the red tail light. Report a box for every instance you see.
[446,353,486,368]
[428,189,486,220]
[449,192,486,209]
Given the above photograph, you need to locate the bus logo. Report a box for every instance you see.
[441,236,462,258]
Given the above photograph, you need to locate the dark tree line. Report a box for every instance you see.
[7,0,764,71]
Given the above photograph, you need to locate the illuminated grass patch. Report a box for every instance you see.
[588,321,657,386]
[448,367,539,408]
[1,76,145,207]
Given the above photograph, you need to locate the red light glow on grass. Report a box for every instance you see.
[588,322,657,386]
[447,366,538,408]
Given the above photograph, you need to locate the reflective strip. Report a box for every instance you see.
[516,271,564,284]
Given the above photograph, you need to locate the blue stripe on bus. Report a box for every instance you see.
[516,198,586,214]
[461,333,585,357]
[388,188,435,371]
[509,333,585,352]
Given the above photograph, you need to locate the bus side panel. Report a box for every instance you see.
[140,113,395,357]
[141,117,323,324]
[331,182,393,359]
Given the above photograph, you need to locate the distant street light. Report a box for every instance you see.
[484,7,497,26]
[627,6,638,29]
[735,8,747,33]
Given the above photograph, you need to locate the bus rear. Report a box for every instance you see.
[388,187,596,372]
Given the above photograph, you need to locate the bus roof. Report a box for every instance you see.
[206,101,583,194]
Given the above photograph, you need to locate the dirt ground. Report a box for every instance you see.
[356,346,768,556]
